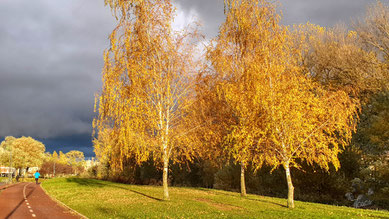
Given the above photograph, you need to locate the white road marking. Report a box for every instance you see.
[23,183,37,218]
[23,183,32,200]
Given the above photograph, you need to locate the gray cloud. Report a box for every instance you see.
[0,0,116,138]
[175,0,225,38]
[175,0,383,38]
[279,0,379,27]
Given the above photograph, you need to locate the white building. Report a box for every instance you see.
[0,166,16,177]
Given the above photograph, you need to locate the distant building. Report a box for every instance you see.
[0,167,40,177]
[84,157,98,170]
[0,167,16,177]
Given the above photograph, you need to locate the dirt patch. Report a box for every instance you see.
[196,198,243,211]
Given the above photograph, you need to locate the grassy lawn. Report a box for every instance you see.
[0,177,10,184]
[42,178,389,219]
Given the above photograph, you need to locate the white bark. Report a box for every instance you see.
[240,162,247,197]
[284,161,295,208]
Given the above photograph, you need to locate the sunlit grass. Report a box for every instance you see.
[42,177,389,219]
[0,177,11,183]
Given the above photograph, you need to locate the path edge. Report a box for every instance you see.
[40,180,89,219]
[0,182,20,191]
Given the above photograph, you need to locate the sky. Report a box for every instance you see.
[0,0,383,157]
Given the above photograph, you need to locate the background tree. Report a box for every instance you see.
[52,151,58,160]
[66,150,85,166]
[40,151,85,177]
[94,0,200,200]
[355,1,389,68]
[66,150,85,174]
[352,91,389,205]
[40,160,73,176]
[295,24,384,100]
[0,147,5,166]
[355,93,389,154]
[0,136,16,166]
[58,151,69,165]
[0,136,45,176]
[296,2,389,207]
[351,0,389,155]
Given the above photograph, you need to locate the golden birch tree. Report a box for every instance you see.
[201,1,261,196]
[258,16,360,210]
[205,0,288,197]
[211,0,360,208]
[94,0,200,200]
[258,74,359,208]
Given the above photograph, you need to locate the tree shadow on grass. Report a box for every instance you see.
[65,178,162,201]
[246,197,286,208]
[66,178,106,187]
[193,188,240,198]
[193,188,286,208]
[96,206,130,219]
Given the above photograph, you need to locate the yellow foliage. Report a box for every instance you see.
[94,0,201,200]
[204,0,360,208]
[294,22,386,100]
[0,136,46,168]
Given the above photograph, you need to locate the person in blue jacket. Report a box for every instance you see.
[34,170,41,184]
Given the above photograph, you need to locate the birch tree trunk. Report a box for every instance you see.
[240,162,247,197]
[284,161,294,208]
[163,147,169,200]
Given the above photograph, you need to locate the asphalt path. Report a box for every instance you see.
[0,182,80,219]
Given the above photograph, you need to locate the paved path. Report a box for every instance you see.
[0,182,80,219]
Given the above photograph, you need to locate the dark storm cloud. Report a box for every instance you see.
[39,134,95,157]
[0,0,116,139]
[279,0,379,27]
[175,0,383,38]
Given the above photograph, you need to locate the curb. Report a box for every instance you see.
[0,182,20,191]
[40,182,89,219]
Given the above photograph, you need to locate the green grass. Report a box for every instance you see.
[42,177,389,219]
[0,177,10,183]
